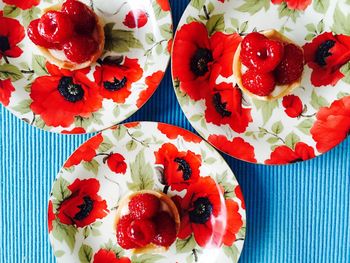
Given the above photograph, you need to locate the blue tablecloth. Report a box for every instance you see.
[1,1,349,262]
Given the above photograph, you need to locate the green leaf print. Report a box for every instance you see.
[191,0,206,10]
[52,177,71,203]
[32,55,48,76]
[176,236,197,253]
[206,14,225,35]
[3,5,21,18]
[22,7,40,27]
[340,61,350,84]
[127,150,154,191]
[236,0,270,15]
[12,99,32,114]
[285,132,300,149]
[332,5,350,35]
[297,119,313,135]
[223,244,240,262]
[252,99,279,124]
[78,244,93,263]
[83,159,100,176]
[0,64,24,81]
[131,254,165,263]
[310,90,328,110]
[313,0,329,14]
[52,220,78,252]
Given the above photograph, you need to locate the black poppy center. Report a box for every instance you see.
[212,93,232,117]
[174,157,192,180]
[74,196,94,221]
[190,48,213,76]
[103,76,127,91]
[314,40,336,67]
[0,36,10,53]
[58,77,85,103]
[189,197,213,224]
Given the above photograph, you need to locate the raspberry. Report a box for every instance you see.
[152,211,177,247]
[240,32,284,73]
[38,11,74,43]
[116,215,137,249]
[128,219,156,247]
[62,0,96,35]
[274,44,304,85]
[242,70,276,96]
[27,19,61,49]
[63,35,98,63]
[128,194,160,219]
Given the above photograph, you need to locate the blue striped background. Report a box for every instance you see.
[1,1,350,262]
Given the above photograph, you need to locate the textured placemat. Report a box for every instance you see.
[1,0,349,262]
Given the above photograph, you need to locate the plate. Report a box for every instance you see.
[48,122,246,263]
[172,0,350,164]
[0,0,172,134]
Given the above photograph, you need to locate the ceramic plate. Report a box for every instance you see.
[172,0,350,165]
[48,122,246,263]
[0,0,172,134]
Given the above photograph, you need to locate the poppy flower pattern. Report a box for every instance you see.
[172,21,241,101]
[30,62,103,128]
[311,96,350,153]
[271,0,312,10]
[64,133,103,168]
[93,249,131,263]
[93,57,143,104]
[56,179,108,227]
[3,0,40,10]
[0,12,25,60]
[0,79,15,106]
[303,32,350,87]
[0,1,172,134]
[174,0,350,164]
[265,142,316,164]
[155,143,201,191]
[49,123,245,262]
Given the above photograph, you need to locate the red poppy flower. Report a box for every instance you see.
[123,10,148,29]
[178,177,223,247]
[48,200,55,233]
[106,153,127,174]
[57,178,108,227]
[303,32,350,87]
[157,123,202,143]
[3,0,40,10]
[282,95,303,118]
[265,142,315,164]
[124,122,139,128]
[220,199,243,246]
[136,70,163,108]
[93,249,130,263]
[154,143,201,191]
[156,0,170,11]
[204,83,252,133]
[0,12,25,59]
[30,63,102,127]
[311,96,350,153]
[64,133,103,168]
[167,38,173,53]
[234,185,245,210]
[173,22,241,101]
[93,57,143,103]
[271,0,311,10]
[0,79,15,106]
[61,127,86,134]
[208,135,257,163]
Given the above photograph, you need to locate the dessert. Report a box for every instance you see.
[27,0,104,70]
[233,30,305,101]
[116,190,180,253]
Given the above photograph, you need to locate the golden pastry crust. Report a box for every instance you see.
[37,4,104,70]
[233,29,303,101]
[115,190,180,254]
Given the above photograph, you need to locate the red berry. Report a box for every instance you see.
[116,215,137,249]
[27,19,61,49]
[128,194,160,219]
[127,219,156,247]
[274,44,304,85]
[62,0,96,35]
[38,11,74,43]
[63,35,98,63]
[242,70,276,96]
[123,10,148,29]
[240,32,284,73]
[152,211,176,247]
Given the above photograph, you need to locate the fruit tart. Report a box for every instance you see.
[116,190,180,253]
[233,30,305,101]
[27,0,104,70]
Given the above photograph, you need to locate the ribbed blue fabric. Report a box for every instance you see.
[1,1,349,262]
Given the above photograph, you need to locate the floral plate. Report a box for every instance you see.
[0,0,172,134]
[48,122,246,263]
[172,0,350,165]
